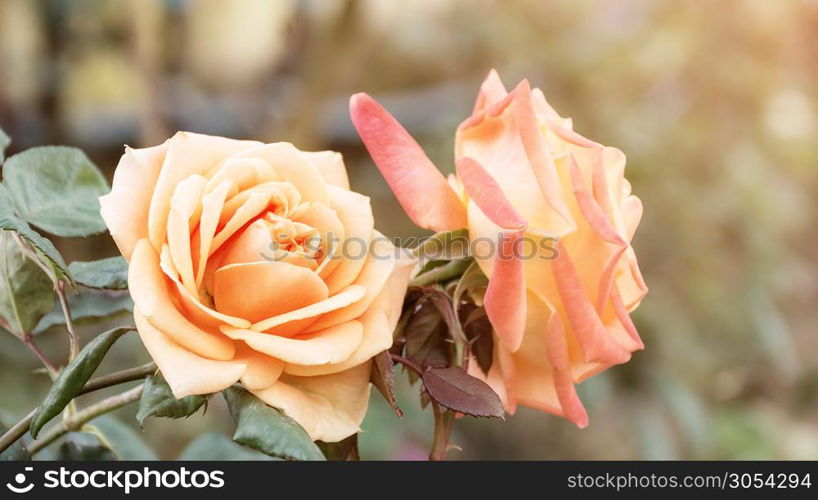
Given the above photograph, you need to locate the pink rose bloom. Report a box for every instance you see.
[350,70,647,427]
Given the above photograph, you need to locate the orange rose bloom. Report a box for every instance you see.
[100,132,413,441]
[350,70,647,427]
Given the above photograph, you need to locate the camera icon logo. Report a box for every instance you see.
[6,467,34,494]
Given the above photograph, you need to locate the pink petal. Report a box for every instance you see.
[349,93,467,231]
[545,312,589,428]
[484,230,527,352]
[551,241,632,365]
[455,157,527,231]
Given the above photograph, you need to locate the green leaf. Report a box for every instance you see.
[0,127,9,163]
[0,215,72,284]
[136,374,209,428]
[0,231,55,336]
[410,258,471,287]
[0,422,30,461]
[414,228,470,260]
[0,184,13,216]
[178,433,276,461]
[33,290,133,334]
[85,415,158,460]
[223,386,325,461]
[452,260,488,308]
[30,327,133,438]
[422,366,504,418]
[68,256,128,290]
[2,146,109,237]
[370,351,402,417]
[55,432,117,461]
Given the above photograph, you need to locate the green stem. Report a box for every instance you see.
[27,385,144,455]
[22,334,58,376]
[55,280,78,361]
[0,363,155,454]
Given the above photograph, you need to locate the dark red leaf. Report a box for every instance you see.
[463,306,494,374]
[370,352,403,417]
[421,366,504,418]
[404,300,447,365]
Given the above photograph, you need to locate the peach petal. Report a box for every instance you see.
[287,246,415,377]
[205,157,278,193]
[209,192,271,254]
[213,261,329,324]
[568,153,625,246]
[194,180,235,287]
[157,245,250,330]
[551,241,631,365]
[167,175,208,296]
[250,285,366,333]
[472,69,508,114]
[300,150,350,190]
[308,233,396,331]
[251,362,371,442]
[456,85,573,237]
[233,143,329,204]
[99,143,167,260]
[147,132,260,249]
[513,80,575,232]
[129,239,236,360]
[219,181,300,224]
[322,186,375,294]
[349,92,467,232]
[134,310,245,398]
[234,344,285,390]
[221,320,363,366]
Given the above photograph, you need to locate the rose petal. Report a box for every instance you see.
[233,143,329,204]
[322,186,375,294]
[147,132,260,249]
[472,69,508,114]
[209,192,272,254]
[193,180,235,288]
[287,244,415,376]
[213,261,329,323]
[551,241,632,365]
[134,310,245,398]
[221,320,363,366]
[251,362,371,442]
[308,233,397,331]
[300,150,350,189]
[484,230,527,352]
[234,344,285,391]
[129,239,236,360]
[99,143,168,260]
[167,175,208,296]
[250,285,366,334]
[349,92,467,232]
[455,156,527,230]
[545,312,589,428]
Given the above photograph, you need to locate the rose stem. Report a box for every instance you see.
[27,385,144,455]
[0,362,156,454]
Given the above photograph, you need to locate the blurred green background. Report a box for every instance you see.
[1,0,817,460]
